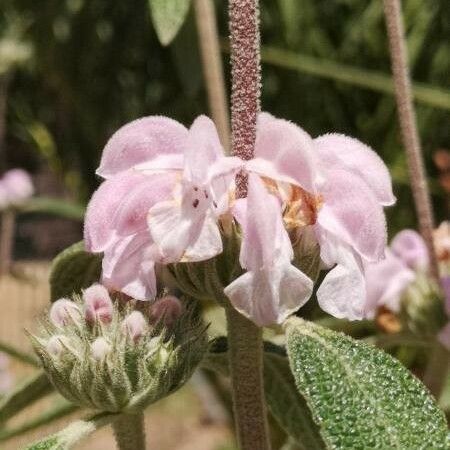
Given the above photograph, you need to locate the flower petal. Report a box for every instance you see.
[97,116,188,178]
[364,249,415,316]
[317,168,387,262]
[113,172,176,237]
[224,264,313,326]
[102,232,157,301]
[249,112,319,193]
[184,115,224,183]
[314,133,395,206]
[317,246,367,320]
[390,229,429,271]
[147,196,222,263]
[225,174,313,326]
[84,171,147,253]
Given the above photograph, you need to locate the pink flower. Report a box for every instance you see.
[49,299,81,327]
[149,295,183,326]
[1,169,34,206]
[364,249,415,317]
[224,174,313,326]
[122,311,148,342]
[83,284,113,324]
[84,115,240,301]
[390,229,429,270]
[223,113,393,323]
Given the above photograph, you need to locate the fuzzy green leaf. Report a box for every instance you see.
[50,241,102,302]
[203,338,325,450]
[24,413,115,450]
[0,371,53,423]
[149,0,191,46]
[286,318,449,449]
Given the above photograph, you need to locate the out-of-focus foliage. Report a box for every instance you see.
[2,0,449,231]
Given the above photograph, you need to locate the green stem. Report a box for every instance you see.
[423,342,449,401]
[112,413,146,450]
[226,305,271,450]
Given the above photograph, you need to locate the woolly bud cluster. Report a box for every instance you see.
[32,285,206,413]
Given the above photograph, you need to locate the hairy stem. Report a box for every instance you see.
[229,0,261,197]
[382,0,438,280]
[383,0,447,398]
[112,413,146,450]
[0,210,15,275]
[194,0,230,151]
[226,305,271,449]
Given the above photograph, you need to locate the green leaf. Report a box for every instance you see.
[50,241,102,302]
[203,338,325,450]
[0,371,53,423]
[24,412,115,450]
[285,318,449,449]
[149,0,192,46]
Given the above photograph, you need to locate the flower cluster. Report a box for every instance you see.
[0,169,34,210]
[84,113,394,326]
[365,223,450,340]
[32,284,207,412]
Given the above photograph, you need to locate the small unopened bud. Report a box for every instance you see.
[91,337,111,360]
[122,311,148,343]
[150,296,183,327]
[50,299,81,327]
[46,335,67,356]
[83,284,113,324]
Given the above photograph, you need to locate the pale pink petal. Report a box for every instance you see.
[317,169,387,262]
[97,116,188,178]
[364,249,415,317]
[113,173,176,237]
[102,232,157,301]
[147,190,222,263]
[84,171,147,252]
[317,246,367,320]
[184,115,223,183]
[390,229,429,271]
[225,174,313,326]
[250,112,320,193]
[314,133,395,206]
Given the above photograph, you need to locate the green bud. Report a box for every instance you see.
[30,295,207,413]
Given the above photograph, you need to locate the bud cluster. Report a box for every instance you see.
[31,285,207,413]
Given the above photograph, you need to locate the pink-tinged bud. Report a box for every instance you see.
[49,299,81,327]
[91,337,111,360]
[150,296,183,327]
[46,335,67,356]
[1,169,34,205]
[83,284,113,324]
[122,311,148,343]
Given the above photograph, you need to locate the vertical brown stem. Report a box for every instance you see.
[383,0,447,399]
[226,305,270,450]
[227,1,270,448]
[382,0,438,280]
[229,0,261,197]
[194,0,231,151]
[0,211,15,275]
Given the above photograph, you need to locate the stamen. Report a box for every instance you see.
[192,199,200,208]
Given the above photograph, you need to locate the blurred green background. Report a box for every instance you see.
[1,0,449,250]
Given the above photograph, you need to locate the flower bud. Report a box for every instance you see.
[46,335,67,356]
[50,299,81,327]
[83,284,113,324]
[150,296,183,327]
[1,168,34,205]
[122,311,148,343]
[91,337,111,360]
